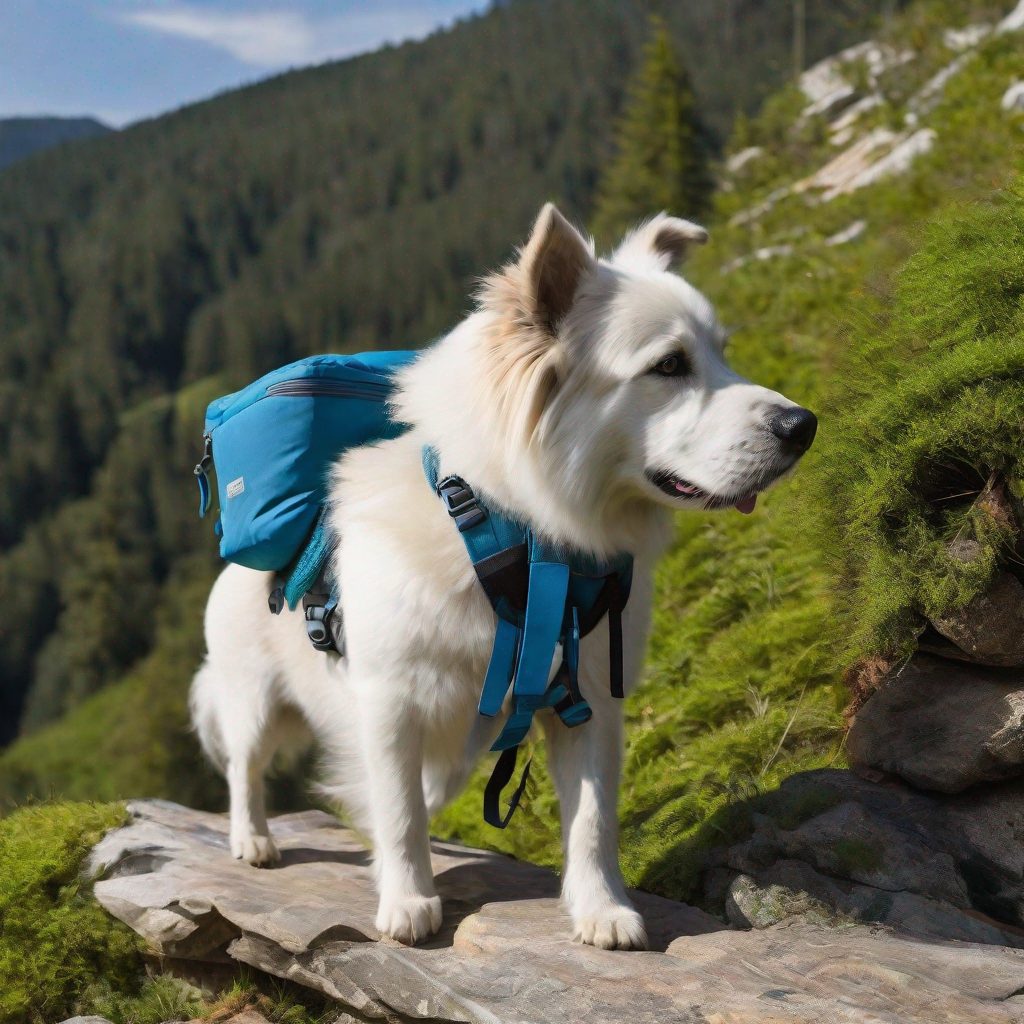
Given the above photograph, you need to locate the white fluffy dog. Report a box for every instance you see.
[191,204,816,950]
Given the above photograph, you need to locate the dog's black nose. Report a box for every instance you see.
[768,406,817,454]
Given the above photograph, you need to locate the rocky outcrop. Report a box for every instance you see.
[930,570,1024,667]
[89,800,1024,1023]
[848,655,1024,792]
[705,769,1024,952]
[795,127,937,202]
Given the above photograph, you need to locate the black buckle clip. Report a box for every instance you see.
[437,475,487,532]
[305,604,336,652]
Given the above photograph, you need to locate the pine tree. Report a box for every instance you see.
[591,19,714,245]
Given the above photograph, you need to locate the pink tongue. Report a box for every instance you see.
[734,494,757,515]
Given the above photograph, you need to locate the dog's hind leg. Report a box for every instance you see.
[190,659,283,866]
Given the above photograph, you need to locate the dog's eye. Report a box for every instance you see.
[651,353,690,378]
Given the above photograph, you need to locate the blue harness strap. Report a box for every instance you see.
[283,506,334,610]
[423,445,631,828]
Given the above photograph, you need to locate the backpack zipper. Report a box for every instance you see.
[265,378,392,399]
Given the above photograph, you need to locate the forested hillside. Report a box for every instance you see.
[0,116,111,171]
[0,0,890,747]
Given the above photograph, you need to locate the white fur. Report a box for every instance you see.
[191,204,810,949]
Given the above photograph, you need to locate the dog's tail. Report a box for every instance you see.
[189,660,228,772]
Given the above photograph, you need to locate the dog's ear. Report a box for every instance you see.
[519,203,594,333]
[612,213,708,273]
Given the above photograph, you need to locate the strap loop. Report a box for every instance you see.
[194,435,213,518]
[484,746,532,829]
[479,617,519,717]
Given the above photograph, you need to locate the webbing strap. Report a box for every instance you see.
[510,562,569,698]
[484,746,531,829]
[489,560,569,752]
[479,617,519,717]
[284,507,333,610]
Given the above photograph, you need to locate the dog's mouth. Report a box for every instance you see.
[646,470,758,515]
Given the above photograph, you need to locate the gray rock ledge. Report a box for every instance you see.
[89,800,1024,1023]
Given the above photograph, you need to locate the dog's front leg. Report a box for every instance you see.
[359,685,442,944]
[542,700,647,950]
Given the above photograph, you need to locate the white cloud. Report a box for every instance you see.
[118,4,461,69]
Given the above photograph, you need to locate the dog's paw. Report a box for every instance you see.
[573,905,648,950]
[376,894,443,945]
[231,833,280,866]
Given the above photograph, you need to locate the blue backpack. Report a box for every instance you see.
[195,349,632,827]
[194,351,418,571]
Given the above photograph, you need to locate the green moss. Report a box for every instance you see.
[833,838,885,877]
[765,785,845,832]
[85,976,205,1024]
[0,801,143,1024]
[819,178,1024,663]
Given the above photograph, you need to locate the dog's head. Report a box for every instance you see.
[502,204,815,509]
[402,203,817,552]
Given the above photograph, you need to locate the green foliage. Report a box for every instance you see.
[0,801,142,1024]
[84,976,205,1024]
[193,973,339,1024]
[591,18,714,242]
[819,179,1024,661]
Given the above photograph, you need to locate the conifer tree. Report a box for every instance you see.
[592,20,714,245]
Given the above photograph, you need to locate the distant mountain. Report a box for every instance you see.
[0,116,112,171]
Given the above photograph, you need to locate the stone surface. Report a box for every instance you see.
[797,127,937,202]
[56,1018,114,1024]
[1003,81,1024,113]
[825,219,867,247]
[725,146,763,175]
[848,654,1024,792]
[999,0,1024,35]
[798,41,913,114]
[88,799,1024,1023]
[945,23,993,51]
[931,571,1024,666]
[709,769,1024,952]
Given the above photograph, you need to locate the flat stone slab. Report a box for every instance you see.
[89,800,1024,1023]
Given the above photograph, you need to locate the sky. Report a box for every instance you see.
[1,1,489,127]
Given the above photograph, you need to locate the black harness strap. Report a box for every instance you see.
[483,747,532,829]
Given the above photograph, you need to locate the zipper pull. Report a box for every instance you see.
[193,433,213,518]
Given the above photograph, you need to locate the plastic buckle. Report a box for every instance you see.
[305,604,336,652]
[268,587,285,615]
[437,474,487,532]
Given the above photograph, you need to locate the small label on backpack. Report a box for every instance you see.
[226,476,245,499]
